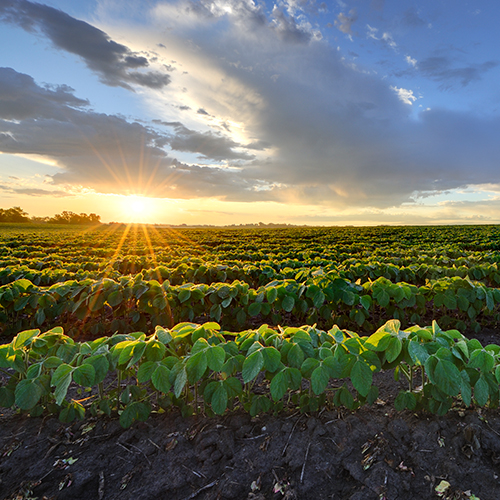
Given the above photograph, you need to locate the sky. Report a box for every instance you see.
[0,0,500,225]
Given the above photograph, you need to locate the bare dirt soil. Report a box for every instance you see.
[1,329,500,500]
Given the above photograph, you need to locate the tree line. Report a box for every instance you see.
[0,206,101,224]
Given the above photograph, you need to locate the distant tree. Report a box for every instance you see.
[49,211,101,224]
[30,216,50,223]
[0,206,30,222]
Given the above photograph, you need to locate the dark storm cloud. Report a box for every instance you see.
[0,0,170,90]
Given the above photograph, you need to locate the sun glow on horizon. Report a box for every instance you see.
[121,195,158,223]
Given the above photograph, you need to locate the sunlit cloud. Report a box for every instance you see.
[1,0,500,224]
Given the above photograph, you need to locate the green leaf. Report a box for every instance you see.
[266,287,278,303]
[155,325,173,344]
[178,289,191,303]
[26,363,42,379]
[107,290,123,307]
[365,331,392,352]
[212,384,228,415]
[360,295,372,310]
[282,295,295,312]
[203,380,218,403]
[242,350,264,383]
[43,356,63,369]
[336,385,355,409]
[408,341,430,366]
[460,371,471,407]
[119,402,151,428]
[350,359,372,397]
[14,295,31,312]
[51,363,74,386]
[174,366,188,398]
[394,391,416,411]
[15,379,43,410]
[59,401,85,423]
[457,295,469,312]
[312,290,325,308]
[288,343,305,368]
[56,343,79,364]
[248,302,262,317]
[270,370,288,401]
[376,289,390,307]
[137,360,156,383]
[443,294,457,310]
[469,349,495,372]
[366,385,379,405]
[207,346,225,371]
[224,377,242,398]
[249,395,272,416]
[13,329,40,349]
[262,347,281,372]
[0,387,15,408]
[474,375,489,406]
[385,337,402,363]
[301,357,320,378]
[186,351,207,383]
[236,309,247,326]
[311,365,329,395]
[73,364,95,387]
[152,364,171,393]
[145,340,166,362]
[86,355,109,384]
[433,359,461,397]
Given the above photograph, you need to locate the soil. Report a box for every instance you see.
[1,329,500,500]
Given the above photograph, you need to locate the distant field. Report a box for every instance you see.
[2,223,500,338]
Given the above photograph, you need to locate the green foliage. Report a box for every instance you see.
[1,319,499,427]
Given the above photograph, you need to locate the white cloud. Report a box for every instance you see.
[334,9,357,35]
[405,55,417,67]
[390,86,417,105]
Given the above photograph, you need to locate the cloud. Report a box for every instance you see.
[0,185,71,197]
[334,9,357,35]
[416,56,498,89]
[0,67,256,199]
[154,120,256,161]
[366,24,397,51]
[405,55,417,67]
[0,67,89,120]
[0,0,170,90]
[390,86,417,105]
[2,1,500,214]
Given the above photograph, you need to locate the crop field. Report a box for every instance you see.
[1,223,500,499]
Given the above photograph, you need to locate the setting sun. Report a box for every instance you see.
[122,196,157,223]
[131,200,145,214]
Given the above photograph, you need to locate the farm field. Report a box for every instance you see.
[1,223,500,499]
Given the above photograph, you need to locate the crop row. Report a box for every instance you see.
[2,257,500,291]
[1,273,500,338]
[1,319,499,428]
[3,225,500,271]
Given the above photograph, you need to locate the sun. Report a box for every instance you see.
[131,200,145,214]
[122,195,156,223]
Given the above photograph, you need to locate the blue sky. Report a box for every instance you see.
[1,0,499,225]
